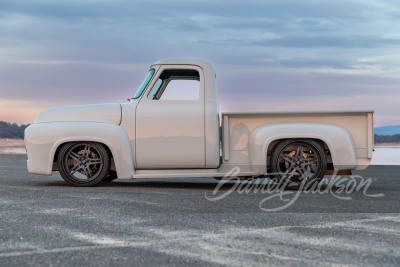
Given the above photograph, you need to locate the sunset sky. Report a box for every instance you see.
[1,0,399,126]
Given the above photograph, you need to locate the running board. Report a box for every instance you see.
[132,170,258,179]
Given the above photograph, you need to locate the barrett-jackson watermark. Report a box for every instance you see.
[205,167,384,212]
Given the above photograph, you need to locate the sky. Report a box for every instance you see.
[0,0,399,126]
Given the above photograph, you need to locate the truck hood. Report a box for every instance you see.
[35,103,122,125]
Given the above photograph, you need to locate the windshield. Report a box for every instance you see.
[133,69,155,99]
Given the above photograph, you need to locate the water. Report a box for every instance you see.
[0,147,399,165]
[371,148,400,165]
[0,147,26,153]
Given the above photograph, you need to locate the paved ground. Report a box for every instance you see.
[0,154,400,266]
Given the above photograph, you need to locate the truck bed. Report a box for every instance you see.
[222,110,374,168]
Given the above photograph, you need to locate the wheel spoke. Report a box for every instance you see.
[69,151,80,161]
[298,165,308,179]
[279,154,295,164]
[283,164,295,178]
[70,163,82,174]
[82,165,92,178]
[84,144,91,157]
[88,157,102,165]
[295,146,304,157]
[302,158,318,166]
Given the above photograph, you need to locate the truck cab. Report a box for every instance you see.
[128,59,220,169]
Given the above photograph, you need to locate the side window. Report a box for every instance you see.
[148,69,200,100]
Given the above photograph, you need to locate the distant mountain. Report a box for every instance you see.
[374,125,400,135]
[0,121,29,139]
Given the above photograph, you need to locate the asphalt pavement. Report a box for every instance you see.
[1,154,400,266]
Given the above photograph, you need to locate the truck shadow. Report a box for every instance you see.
[39,178,337,191]
[101,180,337,191]
[38,180,233,190]
[102,180,237,190]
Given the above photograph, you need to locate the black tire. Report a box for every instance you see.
[270,139,327,189]
[57,142,110,187]
[103,170,118,182]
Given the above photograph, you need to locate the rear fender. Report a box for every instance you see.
[248,122,357,174]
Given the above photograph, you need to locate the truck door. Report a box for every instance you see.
[135,65,205,169]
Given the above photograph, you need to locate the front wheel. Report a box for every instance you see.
[57,142,110,187]
[270,139,327,189]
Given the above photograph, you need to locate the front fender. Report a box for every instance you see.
[25,122,134,178]
[248,122,357,174]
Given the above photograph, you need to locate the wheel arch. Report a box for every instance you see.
[248,122,357,175]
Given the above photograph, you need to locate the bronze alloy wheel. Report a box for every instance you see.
[57,142,110,186]
[270,139,327,189]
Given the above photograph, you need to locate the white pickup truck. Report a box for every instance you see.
[25,59,374,187]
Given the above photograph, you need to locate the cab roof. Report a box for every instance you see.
[152,59,215,74]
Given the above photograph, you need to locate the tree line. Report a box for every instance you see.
[374,134,400,144]
[0,121,29,139]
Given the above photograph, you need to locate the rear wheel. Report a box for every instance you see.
[270,139,327,189]
[57,142,110,187]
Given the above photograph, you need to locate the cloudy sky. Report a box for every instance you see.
[1,0,399,126]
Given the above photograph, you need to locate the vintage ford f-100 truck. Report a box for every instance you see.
[25,59,374,187]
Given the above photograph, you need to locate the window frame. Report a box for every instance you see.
[142,65,204,103]
[148,75,200,101]
[132,68,156,99]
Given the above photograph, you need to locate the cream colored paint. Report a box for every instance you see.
[135,65,206,168]
[222,111,373,173]
[35,103,122,124]
[149,60,220,168]
[25,122,133,178]
[223,111,372,153]
[120,102,137,170]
